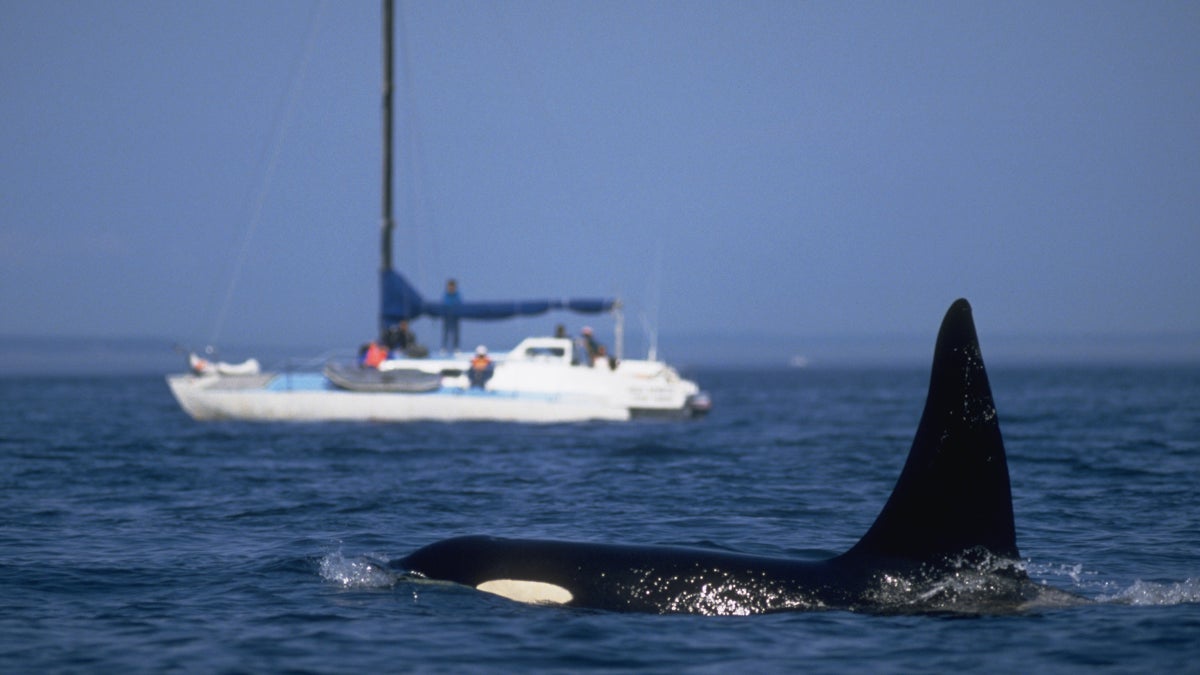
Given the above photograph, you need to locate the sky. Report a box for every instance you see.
[2,0,1198,367]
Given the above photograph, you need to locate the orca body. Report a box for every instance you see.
[396,300,1067,614]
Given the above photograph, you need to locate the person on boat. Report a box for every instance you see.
[442,278,462,352]
[382,320,412,351]
[595,344,617,371]
[580,326,602,366]
[468,345,493,388]
[382,320,428,358]
[556,324,582,363]
[358,342,388,368]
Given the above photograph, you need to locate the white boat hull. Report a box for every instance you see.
[167,375,632,422]
[167,339,708,423]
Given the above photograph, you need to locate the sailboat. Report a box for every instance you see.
[166,1,710,423]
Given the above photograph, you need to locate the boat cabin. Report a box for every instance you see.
[503,337,577,366]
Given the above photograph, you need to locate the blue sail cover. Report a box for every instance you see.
[380,270,616,325]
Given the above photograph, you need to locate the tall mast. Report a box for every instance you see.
[380,0,395,272]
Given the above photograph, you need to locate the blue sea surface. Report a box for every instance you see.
[2,366,1198,672]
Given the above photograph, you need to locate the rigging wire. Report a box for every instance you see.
[205,1,326,350]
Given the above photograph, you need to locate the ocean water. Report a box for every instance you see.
[1,366,1198,672]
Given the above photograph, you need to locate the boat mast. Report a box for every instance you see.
[380,0,395,273]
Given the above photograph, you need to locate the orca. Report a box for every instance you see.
[394,300,1074,614]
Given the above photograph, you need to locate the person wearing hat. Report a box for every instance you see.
[468,345,493,388]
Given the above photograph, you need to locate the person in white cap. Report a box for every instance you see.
[468,345,493,388]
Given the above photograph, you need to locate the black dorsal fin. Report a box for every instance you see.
[844,299,1019,563]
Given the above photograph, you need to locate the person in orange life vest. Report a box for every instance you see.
[358,342,388,368]
[468,345,494,388]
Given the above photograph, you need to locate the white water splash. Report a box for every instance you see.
[1025,561,1098,586]
[318,551,397,589]
[1100,578,1200,606]
[1026,561,1200,607]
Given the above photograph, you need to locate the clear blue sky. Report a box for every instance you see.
[2,1,1197,365]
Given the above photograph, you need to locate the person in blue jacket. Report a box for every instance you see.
[442,278,462,352]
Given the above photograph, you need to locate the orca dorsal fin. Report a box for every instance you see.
[844,299,1019,564]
